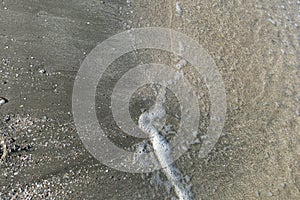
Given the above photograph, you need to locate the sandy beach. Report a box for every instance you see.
[0,0,299,199]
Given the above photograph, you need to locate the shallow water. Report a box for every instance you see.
[0,0,299,199]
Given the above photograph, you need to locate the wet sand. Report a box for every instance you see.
[0,0,299,199]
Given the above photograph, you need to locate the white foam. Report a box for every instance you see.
[138,88,193,200]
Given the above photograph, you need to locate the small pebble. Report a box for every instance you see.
[268,18,276,25]
[39,69,46,74]
[280,183,286,188]
[0,97,8,105]
[255,191,260,197]
[267,191,273,196]
[4,115,10,122]
[176,2,182,16]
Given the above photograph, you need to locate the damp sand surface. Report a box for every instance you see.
[0,0,299,199]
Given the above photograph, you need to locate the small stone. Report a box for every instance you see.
[39,69,46,74]
[268,18,276,25]
[280,183,286,188]
[255,191,260,197]
[176,2,182,16]
[4,115,10,122]
[267,191,273,196]
[0,97,8,105]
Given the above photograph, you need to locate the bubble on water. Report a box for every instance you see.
[176,59,187,70]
